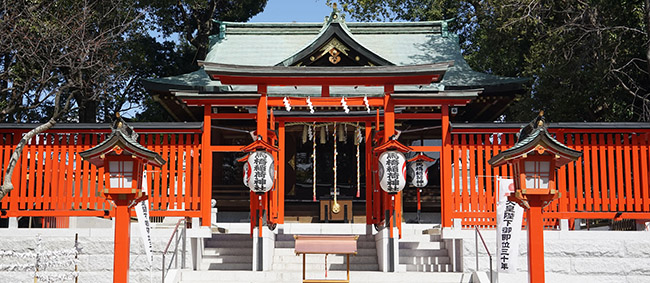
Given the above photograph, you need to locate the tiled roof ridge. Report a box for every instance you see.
[216,21,446,36]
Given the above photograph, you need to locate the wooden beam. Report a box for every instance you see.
[396,113,442,120]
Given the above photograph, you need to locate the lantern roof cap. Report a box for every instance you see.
[241,138,279,152]
[374,138,413,153]
[408,152,436,162]
[488,112,582,167]
[80,115,166,168]
[236,154,250,163]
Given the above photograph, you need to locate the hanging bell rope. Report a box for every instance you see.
[355,124,362,198]
[332,122,340,214]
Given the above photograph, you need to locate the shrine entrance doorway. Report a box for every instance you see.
[282,122,369,223]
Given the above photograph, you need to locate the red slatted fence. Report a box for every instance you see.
[0,124,203,227]
[446,125,650,228]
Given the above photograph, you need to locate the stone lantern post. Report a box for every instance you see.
[80,116,165,283]
[489,112,581,283]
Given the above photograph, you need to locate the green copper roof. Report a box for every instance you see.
[145,19,526,94]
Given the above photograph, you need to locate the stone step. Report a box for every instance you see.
[273,247,376,256]
[399,255,451,265]
[401,263,454,272]
[179,270,469,283]
[206,233,251,240]
[201,255,252,263]
[205,240,253,248]
[203,247,252,256]
[399,248,448,257]
[271,262,379,271]
[274,239,376,249]
[399,241,444,250]
[275,234,375,241]
[401,234,443,242]
[274,254,378,264]
[199,262,253,271]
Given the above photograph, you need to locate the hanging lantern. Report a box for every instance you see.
[378,150,407,194]
[246,150,275,193]
[407,153,435,188]
[243,157,251,189]
[408,161,429,188]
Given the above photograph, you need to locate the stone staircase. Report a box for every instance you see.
[272,233,379,273]
[176,224,467,283]
[200,233,252,270]
[399,228,453,272]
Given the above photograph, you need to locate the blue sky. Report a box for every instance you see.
[249,0,333,22]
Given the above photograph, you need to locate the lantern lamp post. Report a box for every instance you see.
[407,153,435,223]
[80,115,165,283]
[488,112,581,283]
[241,138,278,271]
[374,138,412,272]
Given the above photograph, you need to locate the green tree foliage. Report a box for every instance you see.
[334,0,650,122]
[0,0,267,200]
[144,0,268,64]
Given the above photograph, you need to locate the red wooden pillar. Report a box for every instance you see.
[441,105,452,227]
[383,85,401,237]
[374,111,382,224]
[269,110,276,221]
[252,85,268,231]
[527,199,545,283]
[278,121,285,224]
[202,105,213,226]
[113,199,131,283]
[365,122,373,224]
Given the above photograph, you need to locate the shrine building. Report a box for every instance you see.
[1,6,649,282]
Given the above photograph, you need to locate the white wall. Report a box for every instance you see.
[446,229,650,283]
[0,225,206,283]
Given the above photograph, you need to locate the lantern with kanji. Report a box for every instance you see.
[375,139,412,194]
[246,150,275,193]
[408,153,435,188]
[241,138,278,194]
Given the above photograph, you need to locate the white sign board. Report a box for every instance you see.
[496,178,523,273]
[135,171,154,266]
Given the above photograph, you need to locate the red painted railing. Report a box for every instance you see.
[446,125,650,228]
[0,124,204,226]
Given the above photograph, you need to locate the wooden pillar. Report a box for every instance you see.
[527,200,545,283]
[201,105,213,226]
[441,105,452,227]
[278,121,285,224]
[365,122,373,224]
[112,199,131,283]
[269,110,276,222]
[383,85,401,238]
[252,85,268,233]
[375,110,382,224]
